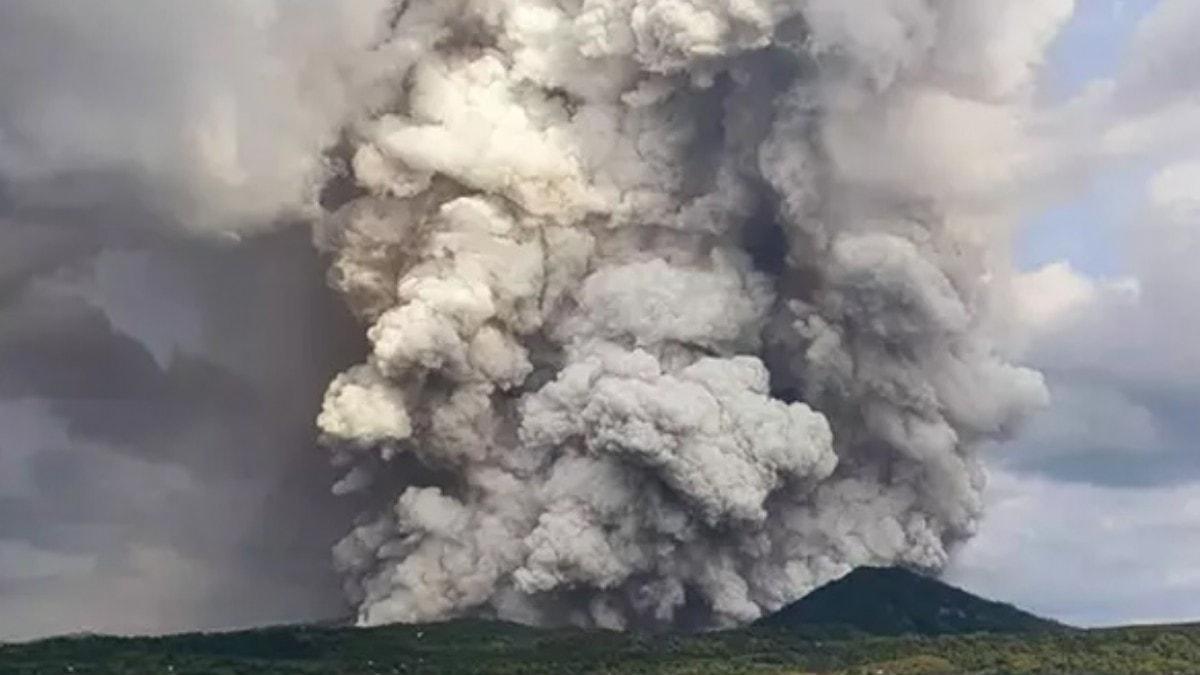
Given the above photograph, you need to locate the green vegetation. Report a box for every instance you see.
[3,620,1200,674]
[4,570,1197,674]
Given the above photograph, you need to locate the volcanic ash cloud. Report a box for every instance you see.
[315,0,1064,630]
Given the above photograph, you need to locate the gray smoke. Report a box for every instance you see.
[0,0,385,638]
[313,1,1064,630]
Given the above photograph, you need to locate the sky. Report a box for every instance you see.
[945,0,1200,627]
[1017,0,1155,277]
[2,0,1200,639]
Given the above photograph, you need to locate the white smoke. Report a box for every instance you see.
[313,0,1064,630]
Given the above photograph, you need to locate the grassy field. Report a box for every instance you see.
[3,619,1200,674]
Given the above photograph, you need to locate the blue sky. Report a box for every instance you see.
[1018,0,1158,277]
[1038,0,1152,103]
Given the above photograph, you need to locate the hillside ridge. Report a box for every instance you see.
[756,566,1065,636]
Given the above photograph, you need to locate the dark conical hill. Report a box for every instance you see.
[755,566,1065,637]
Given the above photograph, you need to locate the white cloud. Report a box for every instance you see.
[957,0,1200,621]
[1149,161,1200,223]
[1012,261,1101,333]
[948,468,1200,627]
[999,160,1200,482]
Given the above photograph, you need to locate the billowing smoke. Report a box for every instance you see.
[309,1,1064,631]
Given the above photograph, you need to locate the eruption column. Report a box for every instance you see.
[315,0,1063,630]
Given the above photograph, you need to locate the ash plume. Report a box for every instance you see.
[313,0,1063,631]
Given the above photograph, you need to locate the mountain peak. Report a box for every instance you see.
[755,566,1065,637]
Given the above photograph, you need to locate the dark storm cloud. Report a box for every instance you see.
[0,0,388,638]
[0,117,366,636]
[0,231,365,639]
[998,365,1200,488]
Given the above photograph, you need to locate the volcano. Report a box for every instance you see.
[755,567,1065,637]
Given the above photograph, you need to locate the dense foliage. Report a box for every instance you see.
[5,570,1195,674]
[4,619,1200,674]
